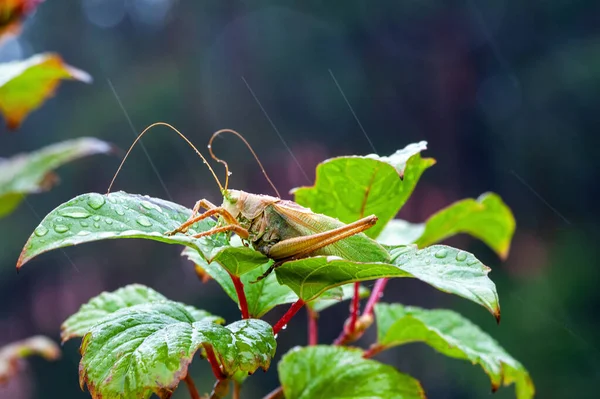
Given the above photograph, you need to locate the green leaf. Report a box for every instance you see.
[292,142,435,238]
[17,191,268,277]
[377,219,425,246]
[0,53,92,129]
[0,138,112,218]
[278,346,425,399]
[373,304,534,399]
[79,301,275,399]
[61,284,224,343]
[275,245,500,319]
[182,247,298,318]
[414,193,516,258]
[308,283,370,313]
[0,336,61,385]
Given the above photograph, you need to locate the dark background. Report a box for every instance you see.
[1,1,598,398]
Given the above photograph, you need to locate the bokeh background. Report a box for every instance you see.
[1,1,599,398]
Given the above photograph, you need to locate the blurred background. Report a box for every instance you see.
[1,1,598,398]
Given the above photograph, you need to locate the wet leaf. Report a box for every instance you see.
[61,284,224,343]
[17,191,268,277]
[0,0,43,43]
[0,53,92,129]
[0,335,60,384]
[293,142,435,238]
[0,138,112,218]
[278,345,425,399]
[79,301,275,399]
[377,219,425,246]
[414,193,516,258]
[275,245,500,319]
[373,304,534,399]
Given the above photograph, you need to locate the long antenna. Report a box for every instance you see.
[107,122,224,194]
[208,129,280,197]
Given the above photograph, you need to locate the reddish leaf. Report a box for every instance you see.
[0,53,92,130]
[0,0,44,43]
[0,336,60,385]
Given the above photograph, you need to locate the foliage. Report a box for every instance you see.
[0,335,60,384]
[12,139,534,398]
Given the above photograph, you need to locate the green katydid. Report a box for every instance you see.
[107,123,391,278]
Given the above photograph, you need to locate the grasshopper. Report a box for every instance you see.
[108,123,390,278]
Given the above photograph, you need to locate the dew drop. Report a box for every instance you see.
[115,207,125,216]
[281,324,287,330]
[54,224,69,233]
[227,171,232,176]
[274,334,278,339]
[34,225,48,237]
[93,215,101,222]
[94,222,100,228]
[59,208,91,219]
[105,219,113,225]
[141,201,153,210]
[455,251,468,262]
[434,248,448,259]
[87,194,106,210]
[136,216,152,227]
[207,144,211,149]
[77,231,90,236]
[80,221,89,227]
[467,259,479,266]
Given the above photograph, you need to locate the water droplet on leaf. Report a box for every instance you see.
[87,194,106,210]
[115,207,125,216]
[141,201,153,210]
[94,222,100,228]
[34,226,48,237]
[80,221,88,227]
[434,248,448,259]
[59,209,91,219]
[105,219,113,225]
[93,215,100,222]
[136,216,152,227]
[78,231,90,236]
[54,224,69,233]
[455,251,468,262]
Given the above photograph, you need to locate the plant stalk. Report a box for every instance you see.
[307,305,318,345]
[362,344,385,359]
[362,278,388,317]
[184,373,200,399]
[348,282,361,333]
[263,386,284,399]
[204,344,226,380]
[233,381,241,399]
[229,273,250,319]
[273,299,305,335]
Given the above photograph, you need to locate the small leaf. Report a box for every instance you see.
[0,0,42,43]
[373,304,534,399]
[182,247,298,318]
[377,219,425,246]
[0,53,92,129]
[293,142,435,238]
[308,283,370,313]
[61,284,223,343]
[278,345,425,399]
[0,335,60,385]
[79,301,275,399]
[275,245,500,319]
[0,138,112,218]
[17,191,268,276]
[414,193,516,258]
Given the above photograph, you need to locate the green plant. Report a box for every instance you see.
[13,138,534,398]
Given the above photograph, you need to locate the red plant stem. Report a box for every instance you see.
[348,282,361,333]
[307,306,318,345]
[362,278,389,317]
[273,299,305,335]
[204,344,226,380]
[184,373,201,399]
[233,381,241,399]
[229,273,249,319]
[362,344,385,359]
[263,386,284,399]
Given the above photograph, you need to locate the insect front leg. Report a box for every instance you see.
[165,200,238,236]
